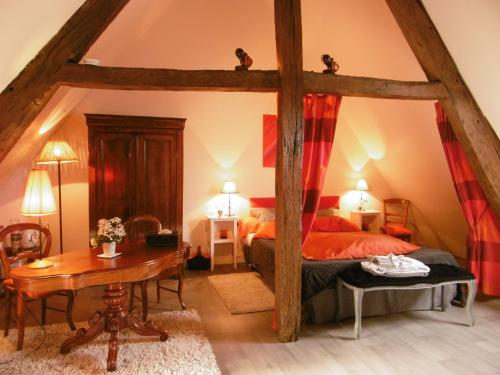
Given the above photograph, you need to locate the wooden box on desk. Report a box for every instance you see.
[145,232,178,247]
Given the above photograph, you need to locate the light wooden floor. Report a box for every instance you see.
[2,265,500,375]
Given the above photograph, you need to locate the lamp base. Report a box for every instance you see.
[28,259,54,269]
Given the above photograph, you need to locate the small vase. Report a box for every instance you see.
[102,242,116,257]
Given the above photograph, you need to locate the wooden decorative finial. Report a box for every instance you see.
[321,54,339,74]
[235,48,253,71]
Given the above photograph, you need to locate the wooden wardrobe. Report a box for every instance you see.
[86,114,185,238]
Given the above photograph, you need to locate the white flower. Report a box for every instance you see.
[96,217,126,244]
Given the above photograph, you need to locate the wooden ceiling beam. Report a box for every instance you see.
[303,72,449,99]
[386,0,500,214]
[56,64,280,92]
[56,63,448,100]
[0,0,128,163]
[274,0,304,343]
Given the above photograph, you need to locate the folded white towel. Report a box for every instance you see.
[362,254,429,277]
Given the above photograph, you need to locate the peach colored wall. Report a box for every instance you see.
[5,0,500,261]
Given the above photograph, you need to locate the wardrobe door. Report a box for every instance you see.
[89,133,137,231]
[137,133,183,234]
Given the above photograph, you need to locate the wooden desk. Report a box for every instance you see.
[10,241,177,372]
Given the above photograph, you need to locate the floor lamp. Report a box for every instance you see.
[21,168,56,265]
[36,141,78,254]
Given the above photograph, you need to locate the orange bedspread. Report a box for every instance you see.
[302,231,419,260]
[248,219,419,260]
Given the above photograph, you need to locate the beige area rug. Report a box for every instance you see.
[0,310,220,375]
[208,272,275,314]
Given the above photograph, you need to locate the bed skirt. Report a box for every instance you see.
[301,284,456,324]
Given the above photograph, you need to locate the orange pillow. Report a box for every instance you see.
[238,216,261,238]
[311,216,360,232]
[253,221,276,239]
[383,224,413,236]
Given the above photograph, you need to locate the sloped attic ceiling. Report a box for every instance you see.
[0,0,499,258]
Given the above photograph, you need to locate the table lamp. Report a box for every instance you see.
[36,141,78,254]
[222,181,238,216]
[354,179,369,211]
[21,168,56,268]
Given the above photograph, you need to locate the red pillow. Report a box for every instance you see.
[311,216,361,232]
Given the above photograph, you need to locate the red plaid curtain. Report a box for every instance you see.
[302,94,342,244]
[435,102,500,295]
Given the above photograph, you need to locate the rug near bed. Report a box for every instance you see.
[208,272,275,314]
[0,310,220,375]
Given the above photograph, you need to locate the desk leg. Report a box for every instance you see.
[353,288,364,340]
[60,283,168,372]
[60,311,104,354]
[465,280,476,327]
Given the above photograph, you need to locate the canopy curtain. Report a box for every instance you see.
[434,102,500,295]
[302,94,342,244]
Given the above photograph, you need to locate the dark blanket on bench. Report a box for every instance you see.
[339,263,474,288]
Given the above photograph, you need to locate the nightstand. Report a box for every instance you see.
[207,216,238,271]
[350,210,381,232]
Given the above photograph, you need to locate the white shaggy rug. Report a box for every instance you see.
[0,310,220,375]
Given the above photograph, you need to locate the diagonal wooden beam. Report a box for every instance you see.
[274,0,304,343]
[386,0,500,214]
[0,0,129,163]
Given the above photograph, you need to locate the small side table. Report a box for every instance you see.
[350,209,381,232]
[207,216,238,271]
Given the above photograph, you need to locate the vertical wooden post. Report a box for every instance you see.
[274,0,304,342]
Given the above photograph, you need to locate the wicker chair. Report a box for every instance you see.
[0,223,76,350]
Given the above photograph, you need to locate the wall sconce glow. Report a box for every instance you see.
[38,110,65,135]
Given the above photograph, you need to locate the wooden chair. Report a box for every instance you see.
[125,215,186,322]
[381,199,413,242]
[0,223,76,350]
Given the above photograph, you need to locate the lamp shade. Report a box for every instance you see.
[222,181,238,194]
[36,141,78,164]
[355,179,369,191]
[21,169,57,216]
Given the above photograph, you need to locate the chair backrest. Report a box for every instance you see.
[0,223,52,277]
[383,199,410,227]
[124,215,162,243]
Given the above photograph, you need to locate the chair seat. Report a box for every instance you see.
[382,224,413,236]
[2,278,53,299]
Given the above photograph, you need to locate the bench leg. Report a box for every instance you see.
[353,287,363,340]
[336,278,343,323]
[441,285,447,312]
[465,280,476,327]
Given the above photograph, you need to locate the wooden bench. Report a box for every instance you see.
[336,263,476,339]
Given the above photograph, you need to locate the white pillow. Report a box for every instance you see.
[250,207,276,222]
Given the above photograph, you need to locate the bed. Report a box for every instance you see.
[242,197,459,324]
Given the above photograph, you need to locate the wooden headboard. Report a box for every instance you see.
[249,196,339,209]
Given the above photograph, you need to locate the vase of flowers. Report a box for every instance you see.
[97,217,126,256]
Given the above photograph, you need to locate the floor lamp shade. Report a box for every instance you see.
[36,141,78,164]
[35,140,78,254]
[21,169,56,216]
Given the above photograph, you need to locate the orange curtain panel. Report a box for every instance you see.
[302,94,342,244]
[435,102,500,295]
